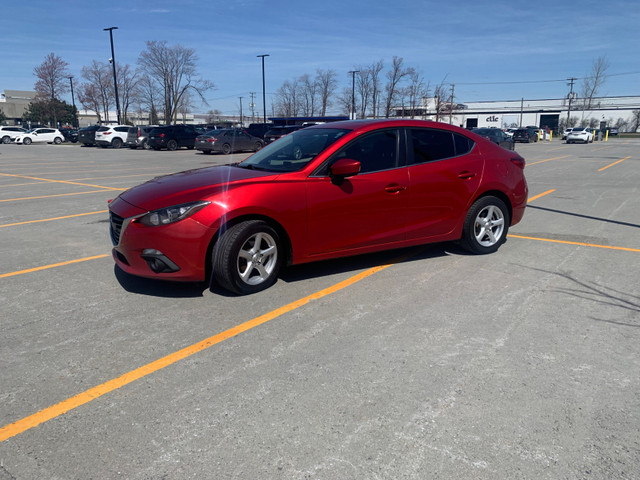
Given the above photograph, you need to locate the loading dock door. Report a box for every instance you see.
[466,118,478,129]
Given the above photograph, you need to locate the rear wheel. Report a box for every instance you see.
[53,137,62,144]
[212,220,283,295]
[460,196,509,254]
[254,141,263,151]
[1,136,10,144]
[221,143,232,155]
[167,139,178,151]
[112,138,122,149]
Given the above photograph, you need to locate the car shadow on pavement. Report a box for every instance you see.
[114,266,209,298]
[279,243,453,285]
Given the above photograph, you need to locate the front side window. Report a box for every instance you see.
[330,129,400,174]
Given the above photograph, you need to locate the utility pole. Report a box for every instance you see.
[104,27,121,125]
[249,92,256,123]
[449,83,455,124]
[68,76,77,128]
[348,70,360,120]
[239,96,243,127]
[257,54,269,123]
[566,77,577,128]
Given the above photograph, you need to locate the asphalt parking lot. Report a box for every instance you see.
[0,137,638,479]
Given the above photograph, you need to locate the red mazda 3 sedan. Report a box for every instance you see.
[109,120,528,294]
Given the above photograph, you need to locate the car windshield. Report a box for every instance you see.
[238,128,350,172]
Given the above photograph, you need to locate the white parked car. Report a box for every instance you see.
[0,126,28,143]
[95,125,130,149]
[566,127,593,144]
[14,128,65,145]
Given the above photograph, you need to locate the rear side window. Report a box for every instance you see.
[409,128,474,164]
[97,127,109,132]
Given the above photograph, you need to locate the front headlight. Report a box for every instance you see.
[138,201,211,226]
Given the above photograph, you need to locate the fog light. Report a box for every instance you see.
[141,249,180,273]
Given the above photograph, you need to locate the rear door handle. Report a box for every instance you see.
[458,171,476,180]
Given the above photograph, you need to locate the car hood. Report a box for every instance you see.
[117,165,278,210]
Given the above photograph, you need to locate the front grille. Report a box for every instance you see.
[110,211,124,245]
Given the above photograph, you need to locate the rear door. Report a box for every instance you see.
[404,127,483,240]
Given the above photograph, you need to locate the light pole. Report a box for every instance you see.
[348,70,360,120]
[104,27,121,124]
[257,54,269,123]
[68,76,77,128]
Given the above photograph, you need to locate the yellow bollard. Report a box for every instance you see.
[605,130,609,142]
[549,131,553,142]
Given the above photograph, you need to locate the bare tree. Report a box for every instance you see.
[77,83,104,124]
[336,87,355,116]
[580,56,609,110]
[369,60,384,118]
[34,53,70,101]
[274,79,300,117]
[116,64,140,124]
[138,41,214,124]
[315,69,337,116]
[405,71,430,119]
[299,74,318,116]
[631,110,640,133]
[433,80,450,122]
[137,74,160,124]
[355,68,372,119]
[80,61,115,123]
[383,57,414,118]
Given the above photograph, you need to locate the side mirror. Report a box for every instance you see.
[330,158,360,179]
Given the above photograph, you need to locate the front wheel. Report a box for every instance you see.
[167,139,178,151]
[23,137,32,145]
[53,137,62,144]
[254,141,263,151]
[459,196,510,254]
[212,220,283,295]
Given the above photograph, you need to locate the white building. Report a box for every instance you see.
[394,95,640,132]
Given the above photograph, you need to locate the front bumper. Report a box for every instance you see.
[109,197,216,282]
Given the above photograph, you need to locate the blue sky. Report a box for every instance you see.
[1,0,639,117]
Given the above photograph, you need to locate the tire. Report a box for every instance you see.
[167,139,178,151]
[254,142,263,151]
[142,140,151,150]
[1,136,10,144]
[23,137,32,145]
[212,220,283,295]
[53,137,62,144]
[459,196,510,255]
[221,143,232,155]
[112,138,122,149]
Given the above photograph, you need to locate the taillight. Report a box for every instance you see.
[159,133,165,138]
[104,131,112,135]
[510,156,526,169]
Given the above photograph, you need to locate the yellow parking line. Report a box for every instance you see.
[0,191,121,202]
[0,256,403,442]
[0,254,110,278]
[527,155,570,166]
[0,210,109,228]
[598,156,631,172]
[0,173,124,191]
[509,234,640,252]
[527,189,555,202]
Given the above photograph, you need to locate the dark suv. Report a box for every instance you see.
[147,125,198,150]
[513,127,538,143]
[126,125,157,149]
[78,125,101,146]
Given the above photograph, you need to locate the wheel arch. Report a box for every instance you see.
[203,213,293,282]
[471,189,513,223]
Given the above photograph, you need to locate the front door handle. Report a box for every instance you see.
[384,184,406,193]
